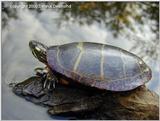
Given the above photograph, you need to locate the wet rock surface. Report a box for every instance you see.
[12,76,159,120]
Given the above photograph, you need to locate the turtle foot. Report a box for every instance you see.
[43,78,56,91]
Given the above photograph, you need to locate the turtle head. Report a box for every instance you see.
[29,40,48,64]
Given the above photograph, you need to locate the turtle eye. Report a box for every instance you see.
[139,60,143,65]
[35,46,41,52]
[138,60,144,68]
[33,45,47,63]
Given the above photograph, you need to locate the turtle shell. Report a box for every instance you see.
[47,42,152,91]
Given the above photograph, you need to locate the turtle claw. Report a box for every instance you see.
[47,79,55,90]
[43,79,48,89]
[34,67,58,91]
[43,78,56,91]
[53,81,56,88]
[47,81,51,90]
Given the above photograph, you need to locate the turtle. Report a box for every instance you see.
[29,40,152,91]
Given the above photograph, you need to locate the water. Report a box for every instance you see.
[2,6,159,120]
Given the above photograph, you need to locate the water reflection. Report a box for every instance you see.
[2,1,159,120]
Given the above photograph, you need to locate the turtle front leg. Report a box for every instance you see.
[43,72,58,90]
[34,67,58,91]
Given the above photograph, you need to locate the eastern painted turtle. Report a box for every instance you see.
[29,40,152,91]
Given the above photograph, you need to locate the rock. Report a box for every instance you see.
[12,76,159,120]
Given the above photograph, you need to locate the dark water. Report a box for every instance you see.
[2,7,159,120]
